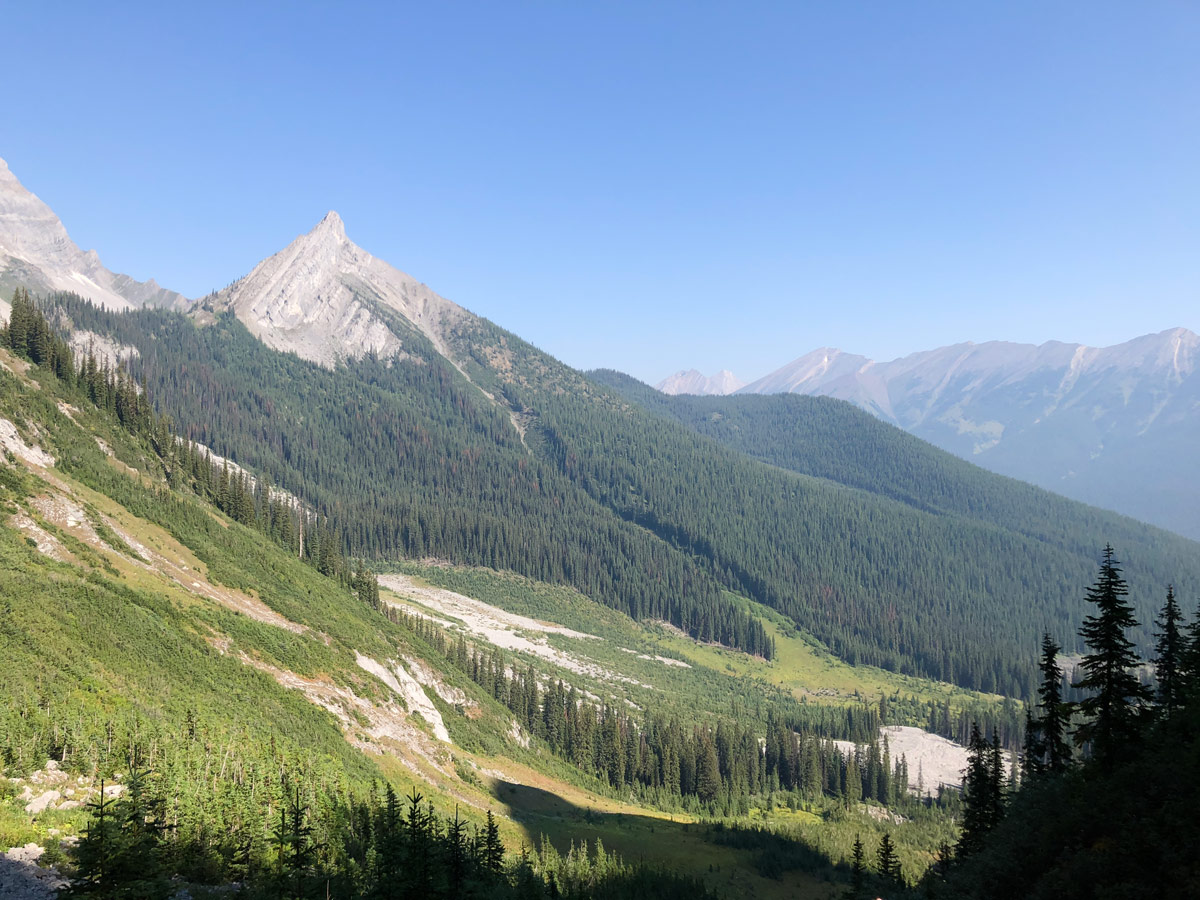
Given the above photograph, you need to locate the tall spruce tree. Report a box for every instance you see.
[1073,546,1153,768]
[1021,707,1044,781]
[987,727,1006,826]
[1182,600,1200,700]
[956,723,996,858]
[1036,633,1072,774]
[847,833,866,899]
[875,832,902,888]
[1154,586,1186,714]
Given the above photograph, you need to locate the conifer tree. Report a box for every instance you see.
[697,739,722,804]
[1154,586,1185,714]
[1021,707,1044,781]
[68,780,120,896]
[483,809,505,875]
[956,723,994,858]
[1073,546,1153,768]
[1181,600,1200,700]
[988,727,1006,827]
[847,833,866,899]
[273,785,316,900]
[875,832,902,887]
[1035,633,1072,774]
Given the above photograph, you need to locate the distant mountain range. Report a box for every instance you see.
[657,332,1199,539]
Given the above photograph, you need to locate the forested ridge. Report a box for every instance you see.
[59,294,772,658]
[49,291,1200,696]
[13,288,1199,895]
[588,369,1200,680]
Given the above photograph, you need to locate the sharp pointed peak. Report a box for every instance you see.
[310,210,346,239]
[0,156,21,185]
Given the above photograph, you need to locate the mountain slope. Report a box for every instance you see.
[5,158,1194,694]
[0,157,186,316]
[729,331,1200,538]
[591,368,1200,651]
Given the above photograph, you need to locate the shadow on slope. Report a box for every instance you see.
[494,780,843,900]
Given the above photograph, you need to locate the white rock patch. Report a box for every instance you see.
[834,725,973,793]
[619,647,691,669]
[9,513,68,561]
[355,652,450,743]
[67,330,139,369]
[401,653,469,706]
[378,573,645,687]
[0,418,54,467]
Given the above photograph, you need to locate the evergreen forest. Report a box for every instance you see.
[48,292,1200,698]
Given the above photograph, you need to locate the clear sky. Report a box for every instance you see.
[3,2,1198,384]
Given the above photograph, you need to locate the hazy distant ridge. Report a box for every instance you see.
[660,331,1200,537]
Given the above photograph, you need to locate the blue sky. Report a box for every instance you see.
[3,2,1198,383]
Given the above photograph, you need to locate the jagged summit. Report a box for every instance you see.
[0,156,186,315]
[315,210,346,237]
[211,210,468,368]
[738,328,1198,404]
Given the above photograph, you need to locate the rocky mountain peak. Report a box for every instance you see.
[212,212,469,368]
[315,210,346,239]
[0,156,186,314]
[656,369,744,396]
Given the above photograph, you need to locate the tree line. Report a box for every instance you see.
[67,767,717,900]
[390,610,937,818]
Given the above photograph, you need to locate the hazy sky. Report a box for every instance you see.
[4,2,1198,383]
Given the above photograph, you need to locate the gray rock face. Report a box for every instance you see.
[0,156,187,316]
[0,846,68,900]
[734,329,1200,538]
[656,368,744,396]
[209,211,468,369]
